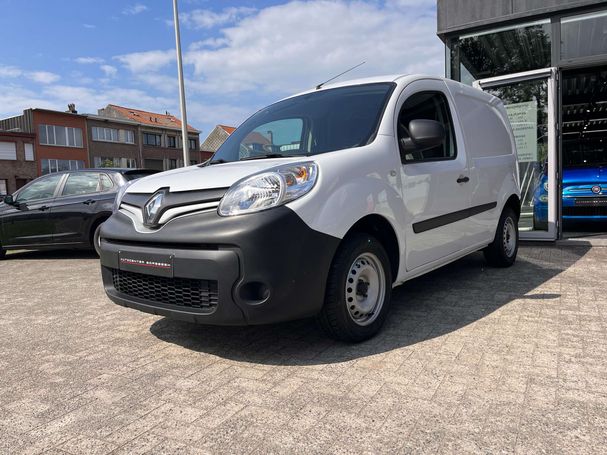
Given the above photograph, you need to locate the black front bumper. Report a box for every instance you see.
[99,206,340,325]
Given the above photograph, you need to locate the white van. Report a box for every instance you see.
[99,75,520,342]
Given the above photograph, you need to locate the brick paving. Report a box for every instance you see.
[1,245,606,454]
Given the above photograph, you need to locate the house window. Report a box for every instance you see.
[92,127,135,144]
[0,142,17,160]
[169,159,177,169]
[41,159,85,174]
[93,157,137,168]
[167,136,176,148]
[0,179,7,195]
[143,133,162,146]
[24,143,34,161]
[38,125,83,148]
[188,138,197,150]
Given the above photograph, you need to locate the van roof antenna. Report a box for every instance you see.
[316,61,366,90]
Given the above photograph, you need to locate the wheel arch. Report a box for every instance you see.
[343,214,400,282]
[504,193,521,219]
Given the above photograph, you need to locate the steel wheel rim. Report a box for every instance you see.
[345,252,385,326]
[503,217,516,257]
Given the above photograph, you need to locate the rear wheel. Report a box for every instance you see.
[317,233,392,342]
[484,207,518,267]
[92,223,103,257]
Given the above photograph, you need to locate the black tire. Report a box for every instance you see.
[92,223,103,257]
[317,233,392,342]
[533,217,548,231]
[484,207,519,267]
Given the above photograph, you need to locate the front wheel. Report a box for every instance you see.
[317,233,392,342]
[484,207,519,267]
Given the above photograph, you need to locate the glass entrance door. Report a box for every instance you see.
[475,68,558,240]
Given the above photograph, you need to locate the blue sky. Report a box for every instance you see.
[0,0,443,138]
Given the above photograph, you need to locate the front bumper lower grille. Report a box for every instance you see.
[111,268,218,311]
[563,205,607,217]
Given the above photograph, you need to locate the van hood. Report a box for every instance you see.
[126,157,304,193]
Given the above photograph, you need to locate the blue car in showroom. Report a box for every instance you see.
[533,165,607,229]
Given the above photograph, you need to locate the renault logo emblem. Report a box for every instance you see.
[144,190,167,226]
[592,185,601,194]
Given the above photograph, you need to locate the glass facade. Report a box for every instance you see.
[561,10,607,61]
[451,20,551,84]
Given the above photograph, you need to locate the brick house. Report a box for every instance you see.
[0,106,89,175]
[96,105,201,170]
[0,131,37,195]
[200,125,236,160]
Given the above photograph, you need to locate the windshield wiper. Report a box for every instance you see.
[239,153,301,161]
[206,158,228,166]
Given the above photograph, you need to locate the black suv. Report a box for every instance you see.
[0,169,158,258]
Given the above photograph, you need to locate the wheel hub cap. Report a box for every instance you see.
[503,217,516,257]
[345,253,386,326]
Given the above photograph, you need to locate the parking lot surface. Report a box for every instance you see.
[1,244,606,454]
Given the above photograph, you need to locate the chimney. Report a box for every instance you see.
[67,103,77,114]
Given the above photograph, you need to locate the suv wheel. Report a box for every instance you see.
[317,233,392,342]
[484,207,519,267]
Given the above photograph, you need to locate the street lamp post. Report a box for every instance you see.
[172,0,190,166]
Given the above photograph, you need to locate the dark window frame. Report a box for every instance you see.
[397,90,458,165]
[143,132,162,147]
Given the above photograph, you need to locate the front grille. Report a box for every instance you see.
[563,206,607,217]
[111,268,218,311]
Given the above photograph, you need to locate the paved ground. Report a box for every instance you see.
[1,244,606,454]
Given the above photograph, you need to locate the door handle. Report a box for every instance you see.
[39,205,50,211]
[83,199,96,205]
[457,176,470,184]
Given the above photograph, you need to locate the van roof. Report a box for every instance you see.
[286,74,442,100]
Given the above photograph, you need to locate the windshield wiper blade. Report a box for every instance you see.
[207,159,228,165]
[239,153,298,161]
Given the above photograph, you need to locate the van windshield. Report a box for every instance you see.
[209,82,395,164]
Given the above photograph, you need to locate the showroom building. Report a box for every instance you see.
[437,0,607,240]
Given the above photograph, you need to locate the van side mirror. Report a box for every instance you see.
[2,194,13,205]
[400,119,446,160]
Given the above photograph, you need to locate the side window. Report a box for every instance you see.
[398,91,457,163]
[99,174,115,192]
[16,174,63,203]
[62,172,103,197]
[239,119,304,159]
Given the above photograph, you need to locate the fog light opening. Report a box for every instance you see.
[239,282,270,304]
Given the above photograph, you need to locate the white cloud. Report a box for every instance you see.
[27,71,60,84]
[114,49,175,73]
[123,3,148,15]
[179,6,256,29]
[83,23,96,29]
[184,0,443,95]
[0,65,22,78]
[100,65,118,78]
[75,57,104,64]
[0,66,60,84]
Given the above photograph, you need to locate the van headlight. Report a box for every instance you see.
[113,180,135,213]
[218,162,318,216]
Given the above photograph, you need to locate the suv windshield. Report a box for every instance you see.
[210,82,395,164]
